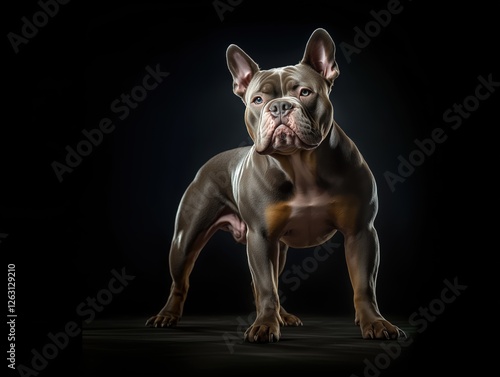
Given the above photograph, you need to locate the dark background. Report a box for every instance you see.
[2,0,496,376]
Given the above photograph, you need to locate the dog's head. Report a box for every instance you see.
[227,28,339,155]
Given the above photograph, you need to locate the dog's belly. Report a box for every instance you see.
[279,192,337,248]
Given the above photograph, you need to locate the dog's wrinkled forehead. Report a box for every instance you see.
[245,64,331,103]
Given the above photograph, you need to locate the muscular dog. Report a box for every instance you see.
[146,28,405,342]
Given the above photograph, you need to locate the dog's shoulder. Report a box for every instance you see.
[193,146,253,181]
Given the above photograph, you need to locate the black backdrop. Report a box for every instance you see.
[2,0,497,376]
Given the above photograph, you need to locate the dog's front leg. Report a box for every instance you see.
[345,226,404,340]
[244,231,282,343]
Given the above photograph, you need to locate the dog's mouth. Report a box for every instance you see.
[256,124,319,155]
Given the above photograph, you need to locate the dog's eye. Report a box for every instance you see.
[300,88,312,97]
[253,96,263,104]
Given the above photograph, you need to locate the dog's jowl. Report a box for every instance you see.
[146,28,405,343]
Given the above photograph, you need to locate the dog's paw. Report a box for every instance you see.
[244,321,281,343]
[145,313,180,328]
[281,312,303,327]
[359,318,406,340]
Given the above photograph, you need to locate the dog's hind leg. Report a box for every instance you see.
[145,176,240,328]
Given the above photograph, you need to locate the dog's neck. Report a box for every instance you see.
[270,124,340,194]
[272,151,316,194]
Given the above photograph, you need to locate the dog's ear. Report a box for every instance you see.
[301,28,339,85]
[226,44,260,100]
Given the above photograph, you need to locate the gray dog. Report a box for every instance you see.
[146,28,404,343]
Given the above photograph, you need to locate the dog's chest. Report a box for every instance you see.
[265,178,340,248]
[282,188,337,247]
[262,153,357,248]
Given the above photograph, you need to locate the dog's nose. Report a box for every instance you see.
[269,101,293,118]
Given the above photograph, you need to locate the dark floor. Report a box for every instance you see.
[80,315,421,377]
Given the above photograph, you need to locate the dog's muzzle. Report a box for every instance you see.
[256,99,321,154]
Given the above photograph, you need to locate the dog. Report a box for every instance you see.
[146,28,405,342]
